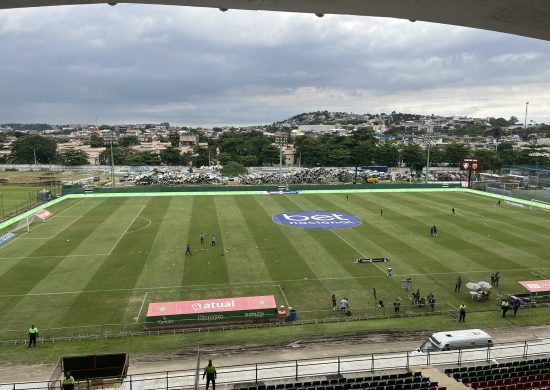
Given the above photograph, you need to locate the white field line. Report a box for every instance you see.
[0,253,108,260]
[107,205,146,255]
[331,230,387,275]
[0,200,85,250]
[135,291,149,322]
[278,284,290,307]
[0,284,283,298]
[127,217,152,234]
[450,206,550,240]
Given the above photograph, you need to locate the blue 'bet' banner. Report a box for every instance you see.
[272,210,362,229]
[0,231,16,245]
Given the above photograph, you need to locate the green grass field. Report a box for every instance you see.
[0,186,43,216]
[0,191,549,333]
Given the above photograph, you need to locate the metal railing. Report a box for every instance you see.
[0,303,456,345]
[2,338,550,390]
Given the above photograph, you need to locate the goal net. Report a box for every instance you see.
[12,209,54,232]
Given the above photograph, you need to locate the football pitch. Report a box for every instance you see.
[0,190,549,332]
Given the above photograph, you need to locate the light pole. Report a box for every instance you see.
[424,137,432,184]
[110,140,115,188]
[524,102,529,128]
[278,146,283,188]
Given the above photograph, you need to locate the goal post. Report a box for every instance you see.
[13,214,46,232]
[12,209,54,233]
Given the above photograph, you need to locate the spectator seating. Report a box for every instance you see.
[234,371,446,390]
[443,357,550,390]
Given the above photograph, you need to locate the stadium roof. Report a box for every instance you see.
[1,0,550,42]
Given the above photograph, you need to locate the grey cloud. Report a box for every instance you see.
[0,4,549,125]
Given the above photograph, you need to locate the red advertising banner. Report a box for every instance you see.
[147,295,277,317]
[35,209,54,220]
[519,280,550,293]
[460,158,482,171]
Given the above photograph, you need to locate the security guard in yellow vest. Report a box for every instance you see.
[459,304,467,322]
[501,299,510,317]
[28,325,39,347]
[203,359,217,390]
[61,372,75,390]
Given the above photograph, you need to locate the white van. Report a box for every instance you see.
[417,329,493,353]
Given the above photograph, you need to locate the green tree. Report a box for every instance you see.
[89,134,104,147]
[169,132,180,147]
[99,147,134,165]
[192,147,211,167]
[58,149,90,165]
[497,142,517,166]
[443,143,470,166]
[159,146,183,165]
[373,141,399,167]
[118,136,140,147]
[401,144,425,175]
[221,161,248,176]
[240,154,259,167]
[217,152,233,165]
[125,151,160,166]
[9,134,57,163]
[427,146,445,166]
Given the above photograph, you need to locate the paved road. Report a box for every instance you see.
[2,325,550,388]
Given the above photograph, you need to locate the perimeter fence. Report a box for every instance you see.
[2,337,550,390]
[1,302,545,346]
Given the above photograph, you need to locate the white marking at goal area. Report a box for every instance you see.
[0,200,85,250]
[135,291,149,322]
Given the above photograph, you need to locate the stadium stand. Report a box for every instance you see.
[233,371,446,390]
[444,357,550,390]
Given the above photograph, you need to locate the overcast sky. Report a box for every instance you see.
[1,4,549,127]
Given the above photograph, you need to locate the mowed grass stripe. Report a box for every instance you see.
[0,198,127,324]
[0,198,123,296]
[234,196,327,310]
[299,194,424,301]
[180,196,231,291]
[369,193,526,272]
[215,196,272,284]
[407,193,549,267]
[0,255,109,328]
[66,197,167,325]
[280,195,382,279]
[336,193,468,296]
[452,192,550,233]
[361,193,540,298]
[107,196,191,322]
[0,199,97,257]
[264,195,368,306]
[131,197,193,290]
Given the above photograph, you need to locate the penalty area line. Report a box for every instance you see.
[135,291,149,323]
[107,204,146,255]
[0,200,87,250]
[278,284,289,307]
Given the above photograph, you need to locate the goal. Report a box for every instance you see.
[12,209,53,232]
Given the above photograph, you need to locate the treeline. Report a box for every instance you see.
[2,130,549,170]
